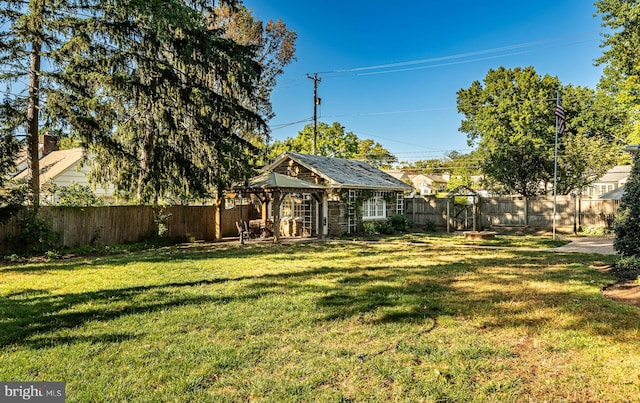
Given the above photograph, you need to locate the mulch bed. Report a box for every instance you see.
[598,265,640,308]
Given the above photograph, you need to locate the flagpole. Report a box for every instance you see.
[553,92,560,240]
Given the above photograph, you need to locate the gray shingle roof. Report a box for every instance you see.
[237,171,326,192]
[600,186,625,200]
[269,152,412,191]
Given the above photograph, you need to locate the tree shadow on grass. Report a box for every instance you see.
[0,279,269,348]
[24,332,141,349]
[266,249,640,345]
[2,242,635,352]
[0,242,381,273]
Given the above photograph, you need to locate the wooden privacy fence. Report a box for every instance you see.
[0,204,251,253]
[0,196,621,253]
[405,195,619,233]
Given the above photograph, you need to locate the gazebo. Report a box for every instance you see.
[233,171,326,243]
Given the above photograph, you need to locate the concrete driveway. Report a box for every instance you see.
[553,236,616,255]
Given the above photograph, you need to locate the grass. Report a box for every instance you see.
[1,236,638,402]
[349,232,570,248]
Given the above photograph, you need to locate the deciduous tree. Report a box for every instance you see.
[269,121,396,166]
[457,66,620,196]
[596,0,640,144]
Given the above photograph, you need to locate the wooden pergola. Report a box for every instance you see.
[233,171,326,243]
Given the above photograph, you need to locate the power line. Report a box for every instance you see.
[270,117,313,130]
[315,31,598,76]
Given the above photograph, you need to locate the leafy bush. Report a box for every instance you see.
[376,221,395,235]
[362,220,394,235]
[614,151,640,257]
[423,220,436,232]
[44,182,103,207]
[388,214,408,232]
[4,253,20,262]
[10,210,60,253]
[45,250,60,260]
[154,210,173,237]
[363,221,378,235]
[0,183,27,223]
[580,226,611,236]
[616,256,640,274]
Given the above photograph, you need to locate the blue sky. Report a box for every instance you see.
[248,1,607,163]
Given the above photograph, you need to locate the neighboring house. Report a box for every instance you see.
[12,147,116,204]
[583,165,631,199]
[261,152,412,236]
[407,173,449,195]
[384,170,411,186]
[12,134,59,176]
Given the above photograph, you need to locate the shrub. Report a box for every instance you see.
[580,226,611,236]
[10,210,60,253]
[376,221,395,235]
[45,250,60,260]
[44,182,103,207]
[388,214,408,232]
[154,210,173,237]
[363,221,378,235]
[423,220,436,232]
[0,183,27,223]
[614,151,640,257]
[362,220,395,235]
[616,255,640,273]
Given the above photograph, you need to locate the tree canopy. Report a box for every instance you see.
[457,66,621,197]
[1,0,295,205]
[269,122,397,168]
[0,99,26,222]
[1,0,84,206]
[399,151,483,191]
[596,0,640,145]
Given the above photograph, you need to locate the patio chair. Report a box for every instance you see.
[235,220,250,240]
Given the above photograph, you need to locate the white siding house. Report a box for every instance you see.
[12,148,116,204]
[583,165,631,198]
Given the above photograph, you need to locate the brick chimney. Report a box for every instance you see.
[39,134,58,157]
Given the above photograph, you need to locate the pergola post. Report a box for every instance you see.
[272,190,283,243]
[261,194,269,222]
[446,198,451,233]
[311,192,325,239]
[214,190,223,241]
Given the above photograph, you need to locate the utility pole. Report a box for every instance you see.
[307,73,321,155]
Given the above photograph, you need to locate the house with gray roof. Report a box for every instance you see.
[263,152,412,236]
[583,165,631,199]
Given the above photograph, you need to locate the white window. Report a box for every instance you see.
[362,196,386,220]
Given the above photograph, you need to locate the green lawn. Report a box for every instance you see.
[1,238,638,402]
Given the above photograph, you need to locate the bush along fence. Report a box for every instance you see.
[0,196,620,254]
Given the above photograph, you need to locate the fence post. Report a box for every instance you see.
[446,198,450,233]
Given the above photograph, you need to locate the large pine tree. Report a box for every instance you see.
[3,1,291,205]
[0,0,91,207]
[48,0,283,203]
